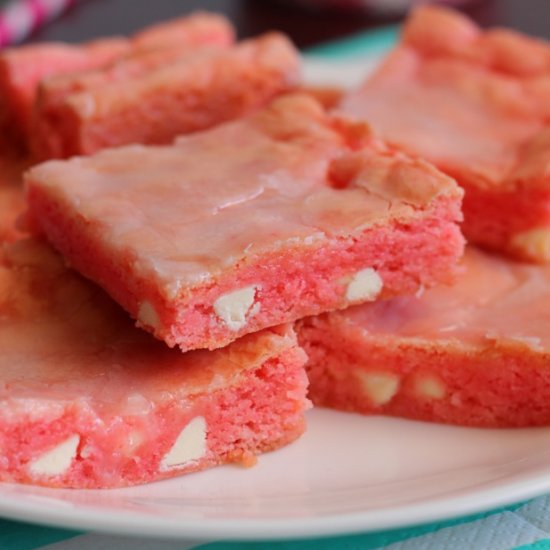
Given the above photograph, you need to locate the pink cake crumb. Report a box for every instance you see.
[0,12,234,147]
[339,6,550,262]
[298,247,550,428]
[0,239,309,489]
[26,93,464,352]
[31,32,300,159]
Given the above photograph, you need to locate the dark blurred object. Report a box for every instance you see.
[270,0,477,16]
[240,0,493,48]
[28,0,550,48]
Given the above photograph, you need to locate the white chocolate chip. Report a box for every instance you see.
[356,371,400,406]
[122,393,153,416]
[415,376,446,400]
[161,416,207,471]
[121,430,145,456]
[214,286,258,331]
[345,268,383,302]
[29,435,80,476]
[138,301,160,330]
[510,228,550,262]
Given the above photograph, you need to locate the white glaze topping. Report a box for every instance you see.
[345,247,550,350]
[27,94,459,298]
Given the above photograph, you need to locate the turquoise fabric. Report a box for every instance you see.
[306,25,400,58]
[0,518,80,549]
[0,500,545,549]
[518,542,550,550]
[201,503,525,550]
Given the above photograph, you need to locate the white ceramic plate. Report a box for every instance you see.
[2,57,550,541]
[1,409,550,540]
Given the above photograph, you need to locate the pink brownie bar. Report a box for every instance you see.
[128,12,234,51]
[339,6,550,262]
[0,161,26,243]
[30,32,300,159]
[0,37,127,146]
[0,139,29,243]
[298,246,550,427]
[0,12,233,146]
[26,94,464,352]
[0,238,309,489]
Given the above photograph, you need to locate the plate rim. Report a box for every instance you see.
[0,471,548,541]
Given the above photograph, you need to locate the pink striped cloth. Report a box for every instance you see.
[0,0,76,47]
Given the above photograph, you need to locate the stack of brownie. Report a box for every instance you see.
[0,6,547,489]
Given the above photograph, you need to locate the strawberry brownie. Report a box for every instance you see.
[0,160,26,243]
[299,86,344,110]
[299,246,550,428]
[26,94,464,352]
[0,12,233,146]
[339,6,550,262]
[126,12,234,52]
[0,138,29,243]
[0,238,309,489]
[31,32,300,159]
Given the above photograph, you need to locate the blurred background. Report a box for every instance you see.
[13,0,550,48]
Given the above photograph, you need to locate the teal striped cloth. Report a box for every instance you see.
[1,25,549,550]
[1,495,550,548]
